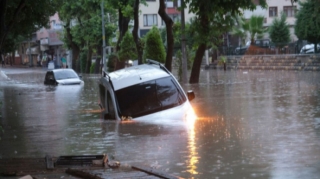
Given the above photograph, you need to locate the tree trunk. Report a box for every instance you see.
[65,21,80,72]
[85,47,92,73]
[132,0,143,64]
[158,0,174,72]
[189,11,208,84]
[115,8,130,70]
[189,43,206,84]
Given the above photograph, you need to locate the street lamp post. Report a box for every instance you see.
[101,0,107,75]
[181,0,188,84]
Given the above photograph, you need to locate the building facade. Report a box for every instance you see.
[37,12,65,61]
[139,0,194,36]
[243,0,300,41]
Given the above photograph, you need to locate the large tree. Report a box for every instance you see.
[295,0,320,53]
[59,0,116,73]
[269,12,290,50]
[158,0,174,71]
[184,0,267,83]
[0,0,60,50]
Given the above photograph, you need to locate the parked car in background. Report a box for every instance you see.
[234,41,251,55]
[300,43,320,54]
[234,39,274,55]
[44,69,83,85]
[98,59,196,121]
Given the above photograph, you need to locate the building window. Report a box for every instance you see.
[162,14,181,26]
[143,14,158,27]
[283,6,296,17]
[269,7,278,17]
[166,0,181,8]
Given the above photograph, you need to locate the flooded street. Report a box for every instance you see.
[1,68,320,179]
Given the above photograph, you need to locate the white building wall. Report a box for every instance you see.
[243,0,301,41]
[139,0,195,36]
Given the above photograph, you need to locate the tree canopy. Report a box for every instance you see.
[294,0,320,52]
[143,26,166,63]
[184,0,267,83]
[0,0,61,50]
[269,12,290,49]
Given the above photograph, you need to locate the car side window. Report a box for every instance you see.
[156,78,185,108]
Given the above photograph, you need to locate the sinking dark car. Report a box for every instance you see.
[44,69,83,85]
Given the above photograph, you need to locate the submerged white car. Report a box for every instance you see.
[98,60,196,121]
[44,69,83,85]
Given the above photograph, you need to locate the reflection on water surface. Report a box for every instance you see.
[1,69,320,179]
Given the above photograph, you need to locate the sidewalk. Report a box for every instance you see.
[0,156,183,179]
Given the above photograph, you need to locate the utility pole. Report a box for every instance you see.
[101,0,107,74]
[181,0,188,84]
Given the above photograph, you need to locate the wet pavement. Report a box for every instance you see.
[1,67,320,179]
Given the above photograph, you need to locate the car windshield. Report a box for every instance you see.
[54,70,79,80]
[115,76,186,118]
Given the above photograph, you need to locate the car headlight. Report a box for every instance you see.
[185,107,197,128]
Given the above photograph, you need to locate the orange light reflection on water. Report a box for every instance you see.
[186,107,199,175]
[185,106,220,175]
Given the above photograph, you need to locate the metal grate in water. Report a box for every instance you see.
[55,155,104,166]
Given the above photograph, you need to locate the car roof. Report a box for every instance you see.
[108,64,171,90]
[48,69,76,73]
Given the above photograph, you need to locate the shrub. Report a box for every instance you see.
[107,53,118,72]
[143,26,166,63]
[90,62,96,74]
[118,31,137,61]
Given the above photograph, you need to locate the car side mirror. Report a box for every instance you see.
[187,90,195,101]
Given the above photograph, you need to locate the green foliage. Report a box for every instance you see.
[143,27,166,63]
[160,21,195,52]
[183,0,267,45]
[231,15,248,46]
[218,56,227,65]
[269,13,290,48]
[59,0,117,54]
[90,62,96,74]
[0,0,61,48]
[244,15,268,43]
[143,26,166,63]
[107,53,118,72]
[295,0,320,47]
[175,47,194,81]
[118,31,137,61]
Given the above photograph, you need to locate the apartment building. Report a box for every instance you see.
[243,0,300,41]
[36,12,65,59]
[139,0,194,36]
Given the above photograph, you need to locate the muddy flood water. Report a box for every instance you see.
[1,67,320,179]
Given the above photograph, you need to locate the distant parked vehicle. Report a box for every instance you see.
[234,41,251,55]
[300,43,320,54]
[44,69,83,85]
[234,39,274,55]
